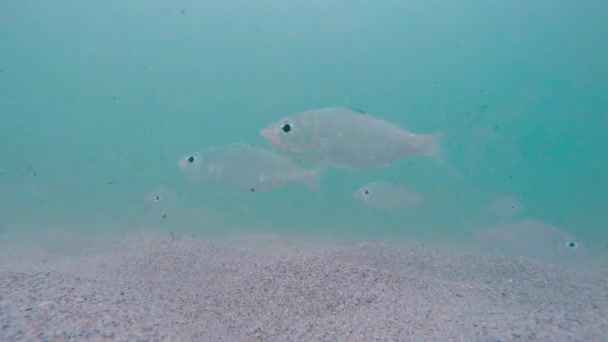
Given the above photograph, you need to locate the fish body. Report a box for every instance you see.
[178,143,321,191]
[473,219,588,263]
[260,107,442,168]
[353,181,422,210]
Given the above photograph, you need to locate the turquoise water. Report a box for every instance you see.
[1,1,607,252]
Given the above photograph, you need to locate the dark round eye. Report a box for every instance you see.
[364,190,370,195]
[281,123,292,133]
[187,156,195,163]
[566,241,577,249]
[154,195,161,201]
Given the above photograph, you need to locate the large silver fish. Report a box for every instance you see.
[178,143,321,191]
[260,107,442,168]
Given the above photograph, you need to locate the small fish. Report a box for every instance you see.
[353,181,422,210]
[178,143,321,191]
[472,219,588,264]
[260,107,442,168]
[143,186,178,220]
[144,186,175,205]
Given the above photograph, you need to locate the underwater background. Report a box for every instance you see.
[1,0,607,252]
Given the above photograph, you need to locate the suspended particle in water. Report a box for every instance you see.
[487,196,523,220]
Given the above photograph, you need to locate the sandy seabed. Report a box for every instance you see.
[1,229,607,341]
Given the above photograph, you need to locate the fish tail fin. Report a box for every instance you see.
[419,131,463,179]
[419,131,444,161]
[302,168,322,190]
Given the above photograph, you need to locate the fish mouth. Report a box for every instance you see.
[260,127,281,146]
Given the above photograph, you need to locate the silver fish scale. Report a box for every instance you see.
[274,107,431,168]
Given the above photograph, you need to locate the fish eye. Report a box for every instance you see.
[566,241,577,249]
[281,123,292,133]
[187,155,196,163]
[154,195,161,202]
[364,189,370,196]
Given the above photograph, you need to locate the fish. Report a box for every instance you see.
[472,219,589,264]
[143,186,178,220]
[353,181,422,210]
[260,107,442,168]
[178,143,321,191]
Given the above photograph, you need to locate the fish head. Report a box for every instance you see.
[353,185,373,201]
[143,186,179,220]
[260,115,313,157]
[178,152,202,171]
[556,239,591,259]
[177,152,207,181]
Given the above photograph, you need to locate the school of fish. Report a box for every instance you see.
[168,106,587,264]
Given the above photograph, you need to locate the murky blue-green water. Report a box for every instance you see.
[1,1,607,255]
